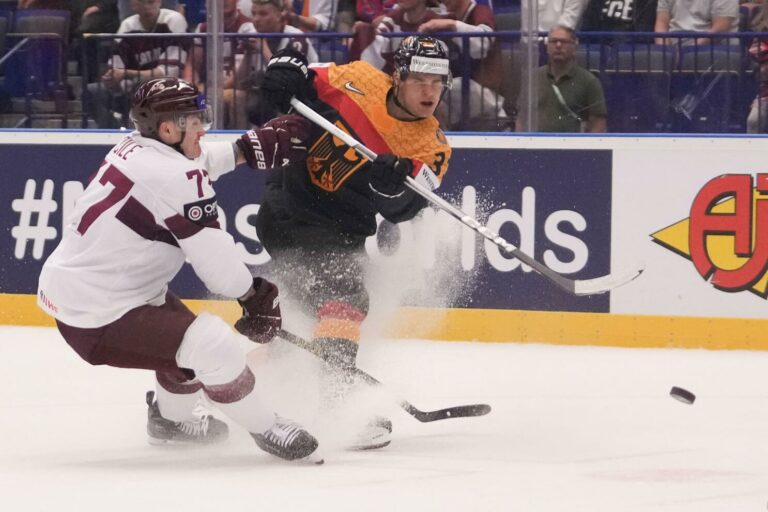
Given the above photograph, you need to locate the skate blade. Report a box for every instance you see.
[148,436,174,446]
[304,444,324,464]
[147,436,225,447]
[307,451,325,465]
[347,426,391,451]
[264,452,325,465]
[349,439,391,451]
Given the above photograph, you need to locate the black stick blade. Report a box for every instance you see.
[402,403,492,423]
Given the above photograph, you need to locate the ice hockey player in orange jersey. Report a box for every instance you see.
[256,35,453,449]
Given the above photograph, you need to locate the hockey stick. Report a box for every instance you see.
[276,329,491,423]
[289,98,643,295]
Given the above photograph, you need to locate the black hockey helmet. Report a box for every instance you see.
[129,77,212,138]
[393,35,452,89]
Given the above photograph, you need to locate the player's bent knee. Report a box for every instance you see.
[176,312,248,387]
[156,369,203,394]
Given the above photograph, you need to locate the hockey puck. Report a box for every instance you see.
[669,386,696,405]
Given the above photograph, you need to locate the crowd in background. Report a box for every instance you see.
[5,0,768,132]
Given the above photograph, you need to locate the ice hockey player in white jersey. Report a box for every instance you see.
[37,77,320,463]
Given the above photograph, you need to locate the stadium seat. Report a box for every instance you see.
[613,44,677,72]
[3,9,70,98]
[576,43,609,73]
[495,11,521,32]
[600,45,676,132]
[670,46,744,132]
[314,37,349,64]
[0,11,9,57]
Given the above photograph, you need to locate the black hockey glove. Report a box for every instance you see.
[260,48,314,113]
[236,114,309,170]
[235,277,281,343]
[368,154,413,198]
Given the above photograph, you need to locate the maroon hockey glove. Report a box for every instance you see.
[236,114,309,170]
[369,154,413,198]
[235,277,281,343]
[263,114,310,164]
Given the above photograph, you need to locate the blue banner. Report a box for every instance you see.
[0,141,611,313]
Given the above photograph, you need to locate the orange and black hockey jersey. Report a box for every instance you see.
[262,60,452,239]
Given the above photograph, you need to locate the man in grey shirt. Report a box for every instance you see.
[654,0,738,45]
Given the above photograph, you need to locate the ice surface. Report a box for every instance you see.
[1,325,768,511]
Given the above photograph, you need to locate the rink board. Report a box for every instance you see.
[1,131,768,349]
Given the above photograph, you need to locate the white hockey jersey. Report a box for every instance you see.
[37,133,253,328]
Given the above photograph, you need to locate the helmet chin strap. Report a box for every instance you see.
[157,118,188,157]
[170,131,186,156]
[170,141,185,155]
[171,117,188,156]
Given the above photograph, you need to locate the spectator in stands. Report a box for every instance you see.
[234,0,318,125]
[541,0,588,30]
[182,0,207,26]
[520,0,588,33]
[85,0,188,128]
[336,0,357,31]
[237,0,348,32]
[349,0,440,69]
[118,0,180,20]
[741,1,767,32]
[746,6,768,132]
[516,25,607,132]
[71,1,121,82]
[356,0,397,22]
[654,0,738,46]
[20,0,119,39]
[419,0,508,129]
[184,0,255,128]
[581,0,658,40]
[240,0,337,31]
[73,1,120,35]
[747,39,768,132]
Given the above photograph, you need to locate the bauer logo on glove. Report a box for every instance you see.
[244,130,268,170]
[261,48,315,113]
[267,55,309,79]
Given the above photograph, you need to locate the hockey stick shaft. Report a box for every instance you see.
[289,98,642,295]
[276,329,491,423]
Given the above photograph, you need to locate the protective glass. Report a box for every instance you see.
[176,105,213,131]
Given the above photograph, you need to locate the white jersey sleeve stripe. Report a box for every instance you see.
[165,212,220,240]
[116,196,179,247]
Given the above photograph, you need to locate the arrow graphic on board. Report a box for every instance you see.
[651,174,768,298]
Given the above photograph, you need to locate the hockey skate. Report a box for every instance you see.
[349,415,392,451]
[146,391,229,445]
[252,415,322,463]
[318,355,392,450]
